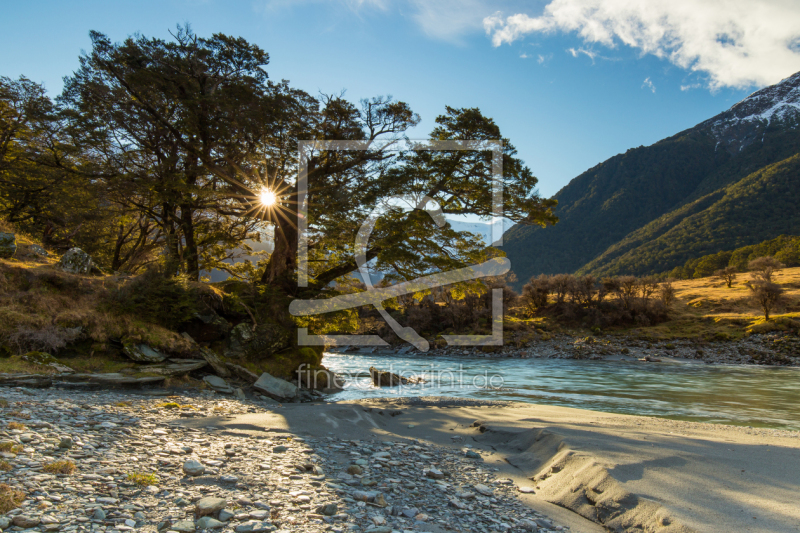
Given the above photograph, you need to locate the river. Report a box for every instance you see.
[322,351,800,430]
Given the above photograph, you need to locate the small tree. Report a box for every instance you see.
[521,274,551,315]
[658,279,676,307]
[748,257,784,283]
[551,274,571,304]
[714,266,737,288]
[617,276,638,310]
[746,281,784,320]
[637,276,659,305]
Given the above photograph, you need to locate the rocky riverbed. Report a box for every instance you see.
[344,330,800,366]
[0,387,567,533]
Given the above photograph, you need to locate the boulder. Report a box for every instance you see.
[183,310,231,343]
[253,372,298,401]
[196,517,225,529]
[137,359,208,376]
[369,367,425,387]
[12,516,40,528]
[123,343,167,363]
[56,248,102,275]
[225,362,259,383]
[195,497,227,517]
[29,244,48,257]
[183,459,205,476]
[0,233,16,259]
[56,373,166,388]
[21,352,74,373]
[224,322,289,359]
[203,375,234,394]
[197,347,230,378]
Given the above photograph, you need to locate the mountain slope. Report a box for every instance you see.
[504,71,800,284]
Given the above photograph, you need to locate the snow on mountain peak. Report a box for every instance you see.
[702,70,800,153]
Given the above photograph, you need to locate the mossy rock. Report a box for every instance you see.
[0,233,16,259]
[21,352,74,372]
[225,322,290,359]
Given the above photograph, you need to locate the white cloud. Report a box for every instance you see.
[483,0,800,90]
[406,0,492,42]
[642,77,656,93]
[567,47,597,62]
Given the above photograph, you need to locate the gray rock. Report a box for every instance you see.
[219,474,238,483]
[29,244,48,257]
[0,233,16,259]
[253,372,298,401]
[196,497,227,516]
[225,323,289,360]
[203,375,233,394]
[183,459,205,476]
[123,343,167,363]
[138,360,208,376]
[217,510,234,522]
[0,517,11,530]
[12,516,41,528]
[197,347,230,378]
[172,520,196,533]
[272,445,287,453]
[195,517,225,529]
[234,520,272,533]
[365,528,392,533]
[234,388,246,401]
[315,503,338,516]
[59,436,74,449]
[56,247,101,275]
[464,450,482,459]
[21,351,75,373]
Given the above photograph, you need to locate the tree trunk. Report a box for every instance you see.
[261,198,298,292]
[180,204,199,280]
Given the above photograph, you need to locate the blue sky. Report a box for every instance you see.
[2,0,799,198]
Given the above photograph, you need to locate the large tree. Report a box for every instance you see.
[60,26,557,295]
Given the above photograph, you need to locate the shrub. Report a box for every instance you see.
[521,274,550,314]
[7,422,25,430]
[658,279,676,306]
[0,484,25,513]
[6,324,81,355]
[42,460,76,475]
[0,442,22,454]
[106,267,200,329]
[0,461,11,472]
[127,472,159,486]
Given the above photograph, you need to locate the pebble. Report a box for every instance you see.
[0,387,571,533]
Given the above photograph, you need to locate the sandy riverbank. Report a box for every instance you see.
[212,398,800,533]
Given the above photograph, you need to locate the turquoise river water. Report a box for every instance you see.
[321,352,800,430]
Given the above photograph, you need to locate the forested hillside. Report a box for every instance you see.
[504,71,800,285]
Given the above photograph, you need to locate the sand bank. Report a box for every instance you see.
[204,399,800,533]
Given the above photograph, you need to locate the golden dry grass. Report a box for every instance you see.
[126,472,159,486]
[42,460,76,475]
[6,422,25,431]
[635,267,800,340]
[0,484,25,513]
[0,461,12,472]
[0,260,194,357]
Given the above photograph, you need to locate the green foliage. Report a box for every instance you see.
[504,94,800,285]
[667,235,800,279]
[580,153,800,278]
[106,268,201,329]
